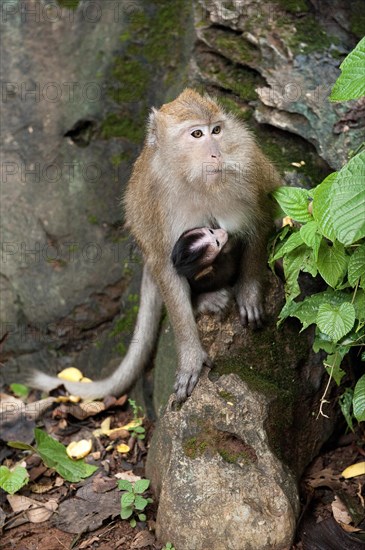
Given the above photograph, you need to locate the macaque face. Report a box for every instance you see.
[172,227,228,280]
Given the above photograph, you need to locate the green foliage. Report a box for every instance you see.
[0,465,29,494]
[162,544,176,550]
[330,37,365,101]
[127,399,146,440]
[8,429,97,483]
[9,383,29,398]
[118,478,153,527]
[269,39,365,427]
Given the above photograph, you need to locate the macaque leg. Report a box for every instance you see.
[194,289,231,316]
[152,263,211,401]
[235,236,267,328]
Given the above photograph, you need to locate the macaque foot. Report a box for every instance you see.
[174,350,212,402]
[236,285,265,329]
[195,289,231,316]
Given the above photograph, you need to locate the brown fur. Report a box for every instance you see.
[29,89,280,401]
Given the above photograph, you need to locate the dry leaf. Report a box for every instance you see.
[7,494,58,523]
[0,394,55,423]
[331,496,352,525]
[341,462,365,479]
[115,471,141,483]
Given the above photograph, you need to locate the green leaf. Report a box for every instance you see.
[316,302,356,342]
[138,513,147,521]
[271,231,304,261]
[134,495,148,511]
[353,290,365,321]
[121,492,135,508]
[134,479,150,494]
[313,331,336,354]
[330,37,365,101]
[339,389,354,431]
[330,152,365,246]
[283,245,312,300]
[0,465,29,494]
[120,506,133,520]
[118,479,133,492]
[353,374,365,422]
[9,383,29,398]
[324,353,346,385]
[348,244,365,286]
[134,426,145,433]
[317,241,348,288]
[34,428,97,482]
[130,518,137,528]
[272,187,312,223]
[7,441,36,451]
[300,221,322,261]
[312,173,337,241]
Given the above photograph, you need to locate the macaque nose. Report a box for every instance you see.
[215,228,228,247]
[210,141,222,159]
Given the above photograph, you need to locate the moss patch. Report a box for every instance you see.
[56,0,79,9]
[183,423,256,464]
[274,0,310,14]
[252,124,331,184]
[101,112,146,143]
[102,0,192,142]
[349,0,365,39]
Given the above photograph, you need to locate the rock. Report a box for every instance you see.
[146,371,300,550]
[193,0,363,170]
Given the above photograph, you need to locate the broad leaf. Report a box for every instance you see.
[134,479,150,494]
[300,221,322,260]
[272,187,312,223]
[330,152,365,246]
[120,506,133,520]
[134,495,148,511]
[353,290,365,321]
[271,231,304,261]
[317,241,348,288]
[348,244,365,286]
[353,374,365,422]
[34,429,97,482]
[330,37,365,101]
[324,352,346,385]
[339,389,354,431]
[316,302,356,342]
[0,465,29,494]
[118,479,133,492]
[311,173,337,241]
[121,492,135,508]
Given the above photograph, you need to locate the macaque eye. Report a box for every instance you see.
[191,129,203,138]
[212,125,221,135]
[209,229,214,234]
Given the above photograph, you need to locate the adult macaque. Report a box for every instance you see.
[30,89,280,401]
[172,227,243,313]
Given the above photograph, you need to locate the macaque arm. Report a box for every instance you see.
[29,266,163,399]
[235,231,268,328]
[153,261,209,401]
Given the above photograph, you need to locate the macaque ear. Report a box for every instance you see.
[146,107,160,146]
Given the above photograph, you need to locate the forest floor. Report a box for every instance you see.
[0,388,364,550]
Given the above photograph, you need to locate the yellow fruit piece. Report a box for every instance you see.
[116,444,130,454]
[57,367,84,382]
[81,377,92,383]
[66,439,92,460]
[341,462,365,479]
[282,216,293,227]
